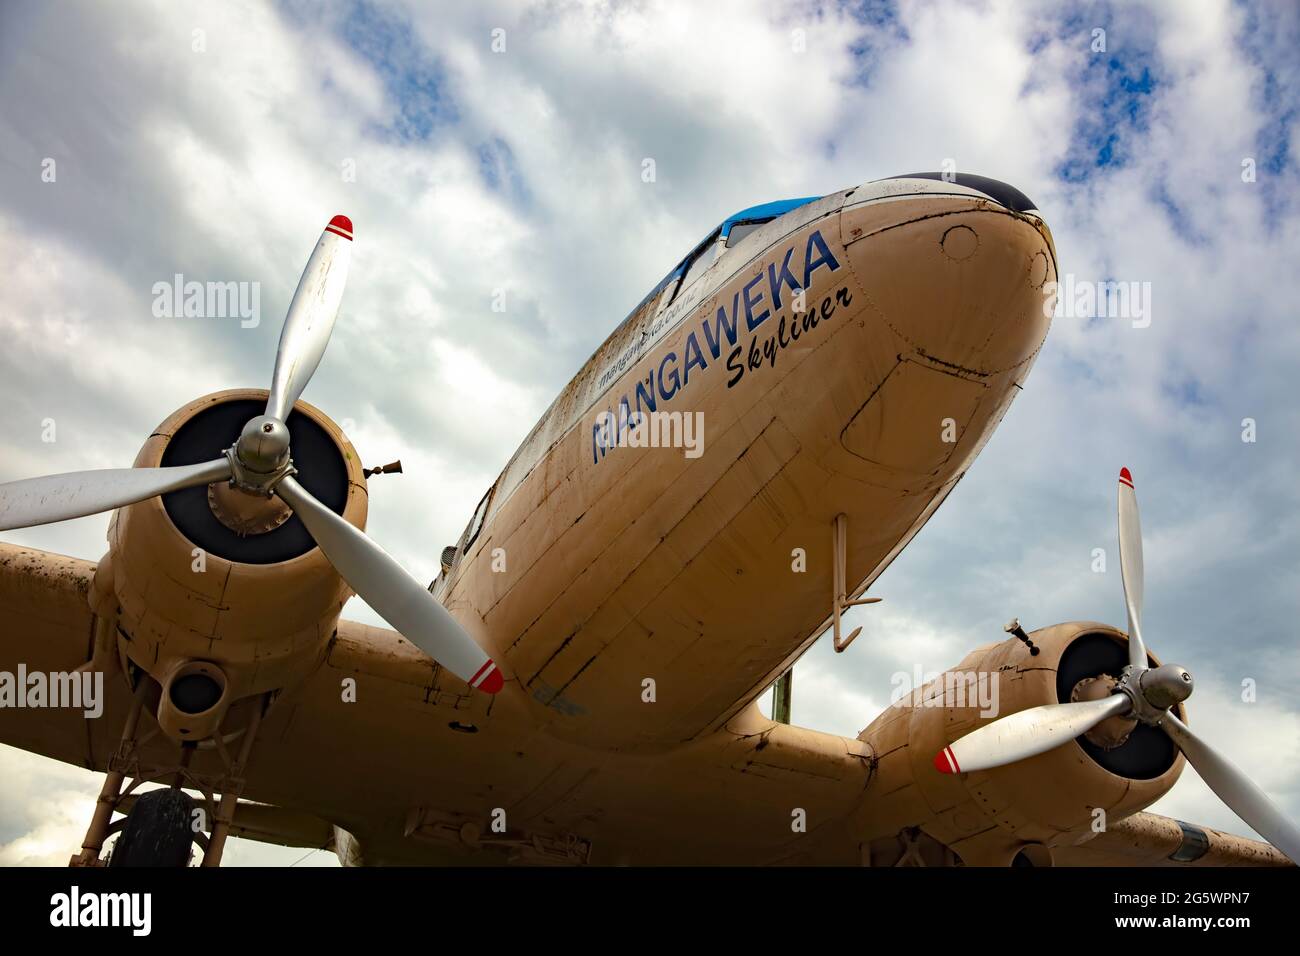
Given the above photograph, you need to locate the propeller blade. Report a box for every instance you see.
[1161,712,1300,863]
[935,694,1131,774]
[265,215,353,423]
[1117,466,1148,670]
[0,458,231,532]
[274,475,503,693]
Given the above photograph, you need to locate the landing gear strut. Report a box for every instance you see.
[70,679,270,867]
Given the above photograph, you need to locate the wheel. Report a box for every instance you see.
[108,788,197,867]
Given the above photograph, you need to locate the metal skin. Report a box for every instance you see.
[934,469,1300,863]
[0,177,1293,865]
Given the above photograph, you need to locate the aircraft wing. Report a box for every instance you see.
[0,544,102,770]
[1052,811,1292,867]
[0,546,873,868]
[0,542,873,866]
[0,542,1290,866]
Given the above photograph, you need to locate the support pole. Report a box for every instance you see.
[772,669,793,724]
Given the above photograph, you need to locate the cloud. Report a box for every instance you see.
[0,0,1297,862]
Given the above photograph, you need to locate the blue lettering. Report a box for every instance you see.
[767,247,801,310]
[802,229,841,288]
[635,376,657,416]
[657,352,681,402]
[682,332,708,386]
[591,412,614,464]
[617,396,633,441]
[702,293,740,360]
[743,273,770,331]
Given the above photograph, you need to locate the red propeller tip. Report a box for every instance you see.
[326,215,353,241]
[471,661,504,694]
[1119,466,1133,488]
[934,747,959,774]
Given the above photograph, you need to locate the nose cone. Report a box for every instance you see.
[839,177,1055,376]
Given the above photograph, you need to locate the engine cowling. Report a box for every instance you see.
[855,621,1186,865]
[91,389,368,740]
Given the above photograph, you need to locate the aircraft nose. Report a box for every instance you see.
[838,183,1055,376]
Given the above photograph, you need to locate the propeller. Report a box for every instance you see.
[933,695,1131,774]
[0,459,231,531]
[0,215,503,694]
[934,467,1300,863]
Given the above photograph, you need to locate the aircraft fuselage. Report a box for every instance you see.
[438,176,1057,751]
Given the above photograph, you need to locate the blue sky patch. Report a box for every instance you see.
[333,0,458,143]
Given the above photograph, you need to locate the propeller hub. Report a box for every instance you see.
[226,415,297,498]
[235,415,292,473]
[1140,663,1194,710]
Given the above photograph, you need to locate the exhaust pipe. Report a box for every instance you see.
[156,660,230,741]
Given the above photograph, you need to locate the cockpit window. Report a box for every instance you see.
[610,196,821,332]
[724,218,772,247]
[462,485,493,551]
[663,226,721,305]
[719,196,820,245]
[673,240,718,300]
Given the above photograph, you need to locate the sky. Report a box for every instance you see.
[0,0,1297,866]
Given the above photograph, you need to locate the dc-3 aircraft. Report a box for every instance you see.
[1,173,1296,866]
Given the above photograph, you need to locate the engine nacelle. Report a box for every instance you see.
[93,389,368,737]
[856,621,1185,865]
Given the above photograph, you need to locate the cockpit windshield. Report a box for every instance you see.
[616,195,822,329]
[718,196,820,246]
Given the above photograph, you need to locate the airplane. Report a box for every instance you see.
[0,172,1295,867]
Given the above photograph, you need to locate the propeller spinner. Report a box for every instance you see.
[0,216,503,694]
[933,468,1299,863]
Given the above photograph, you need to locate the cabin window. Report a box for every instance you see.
[724,218,773,248]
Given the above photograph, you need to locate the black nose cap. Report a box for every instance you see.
[885,172,1038,213]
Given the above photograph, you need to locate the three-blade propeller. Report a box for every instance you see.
[0,215,503,694]
[934,468,1299,863]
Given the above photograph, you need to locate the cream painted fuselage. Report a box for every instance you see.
[443,177,1056,750]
